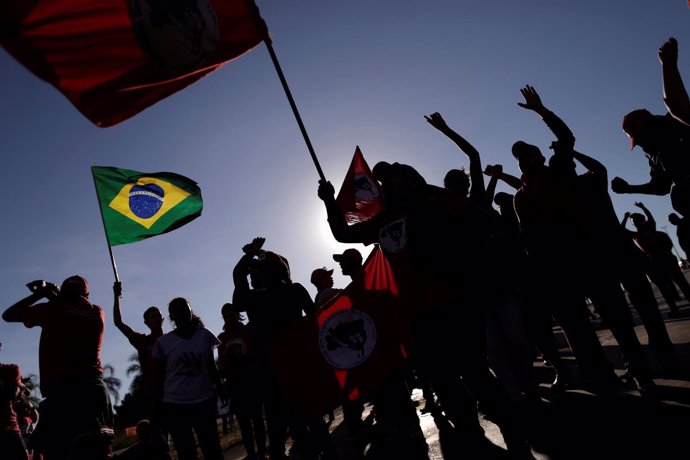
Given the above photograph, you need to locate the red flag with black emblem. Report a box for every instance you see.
[336,146,384,224]
[267,245,405,418]
[0,0,267,127]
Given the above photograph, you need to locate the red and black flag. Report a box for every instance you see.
[336,146,383,224]
[0,0,267,126]
[268,245,405,418]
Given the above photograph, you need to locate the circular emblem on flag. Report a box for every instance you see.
[353,173,380,201]
[127,0,220,73]
[379,218,407,254]
[129,183,165,219]
[319,309,377,369]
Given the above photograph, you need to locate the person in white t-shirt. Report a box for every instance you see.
[153,298,226,460]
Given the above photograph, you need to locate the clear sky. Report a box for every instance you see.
[2,0,690,399]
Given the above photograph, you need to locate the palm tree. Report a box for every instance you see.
[102,364,122,404]
[126,353,144,397]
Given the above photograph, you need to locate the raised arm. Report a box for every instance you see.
[3,281,58,323]
[232,237,265,307]
[634,201,656,227]
[518,85,575,148]
[112,281,136,339]
[571,150,607,176]
[621,211,631,228]
[318,180,376,243]
[660,37,690,126]
[611,175,673,196]
[425,112,486,202]
[484,164,522,190]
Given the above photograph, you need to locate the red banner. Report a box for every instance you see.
[336,146,384,224]
[1,0,267,126]
[267,245,404,418]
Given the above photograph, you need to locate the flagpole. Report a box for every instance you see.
[91,167,120,283]
[263,40,327,182]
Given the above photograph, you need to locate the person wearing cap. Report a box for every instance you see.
[3,276,113,460]
[310,267,340,308]
[611,106,690,217]
[333,248,363,280]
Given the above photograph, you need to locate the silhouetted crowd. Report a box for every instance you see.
[4,36,690,460]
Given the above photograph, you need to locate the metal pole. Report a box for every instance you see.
[263,40,327,182]
[91,167,120,282]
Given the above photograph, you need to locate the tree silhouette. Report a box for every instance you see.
[102,364,122,404]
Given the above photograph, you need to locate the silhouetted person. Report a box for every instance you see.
[485,168,573,391]
[310,268,340,308]
[623,203,690,315]
[152,298,225,460]
[669,212,690,262]
[425,112,486,205]
[611,108,690,218]
[3,277,113,460]
[217,303,265,460]
[427,112,539,403]
[233,237,335,460]
[553,144,657,395]
[112,282,169,454]
[512,85,622,394]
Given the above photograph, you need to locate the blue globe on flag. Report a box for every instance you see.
[129,183,164,219]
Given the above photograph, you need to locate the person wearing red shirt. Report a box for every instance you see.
[3,276,113,460]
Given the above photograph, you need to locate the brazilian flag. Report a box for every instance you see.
[92,166,203,246]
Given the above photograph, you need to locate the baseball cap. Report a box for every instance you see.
[622,109,654,150]
[333,248,363,263]
[311,267,334,284]
[60,275,89,297]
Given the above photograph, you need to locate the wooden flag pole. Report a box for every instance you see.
[91,167,121,283]
[263,39,327,182]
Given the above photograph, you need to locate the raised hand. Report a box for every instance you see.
[633,201,646,209]
[659,37,678,66]
[611,177,630,194]
[483,164,503,176]
[517,85,545,112]
[317,180,335,202]
[242,237,265,255]
[424,112,449,131]
[113,281,122,298]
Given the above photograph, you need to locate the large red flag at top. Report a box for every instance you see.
[0,0,267,126]
[336,146,384,224]
[267,245,405,418]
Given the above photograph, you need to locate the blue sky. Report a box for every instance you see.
[2,0,689,398]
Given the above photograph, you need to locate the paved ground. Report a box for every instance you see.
[219,286,690,460]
